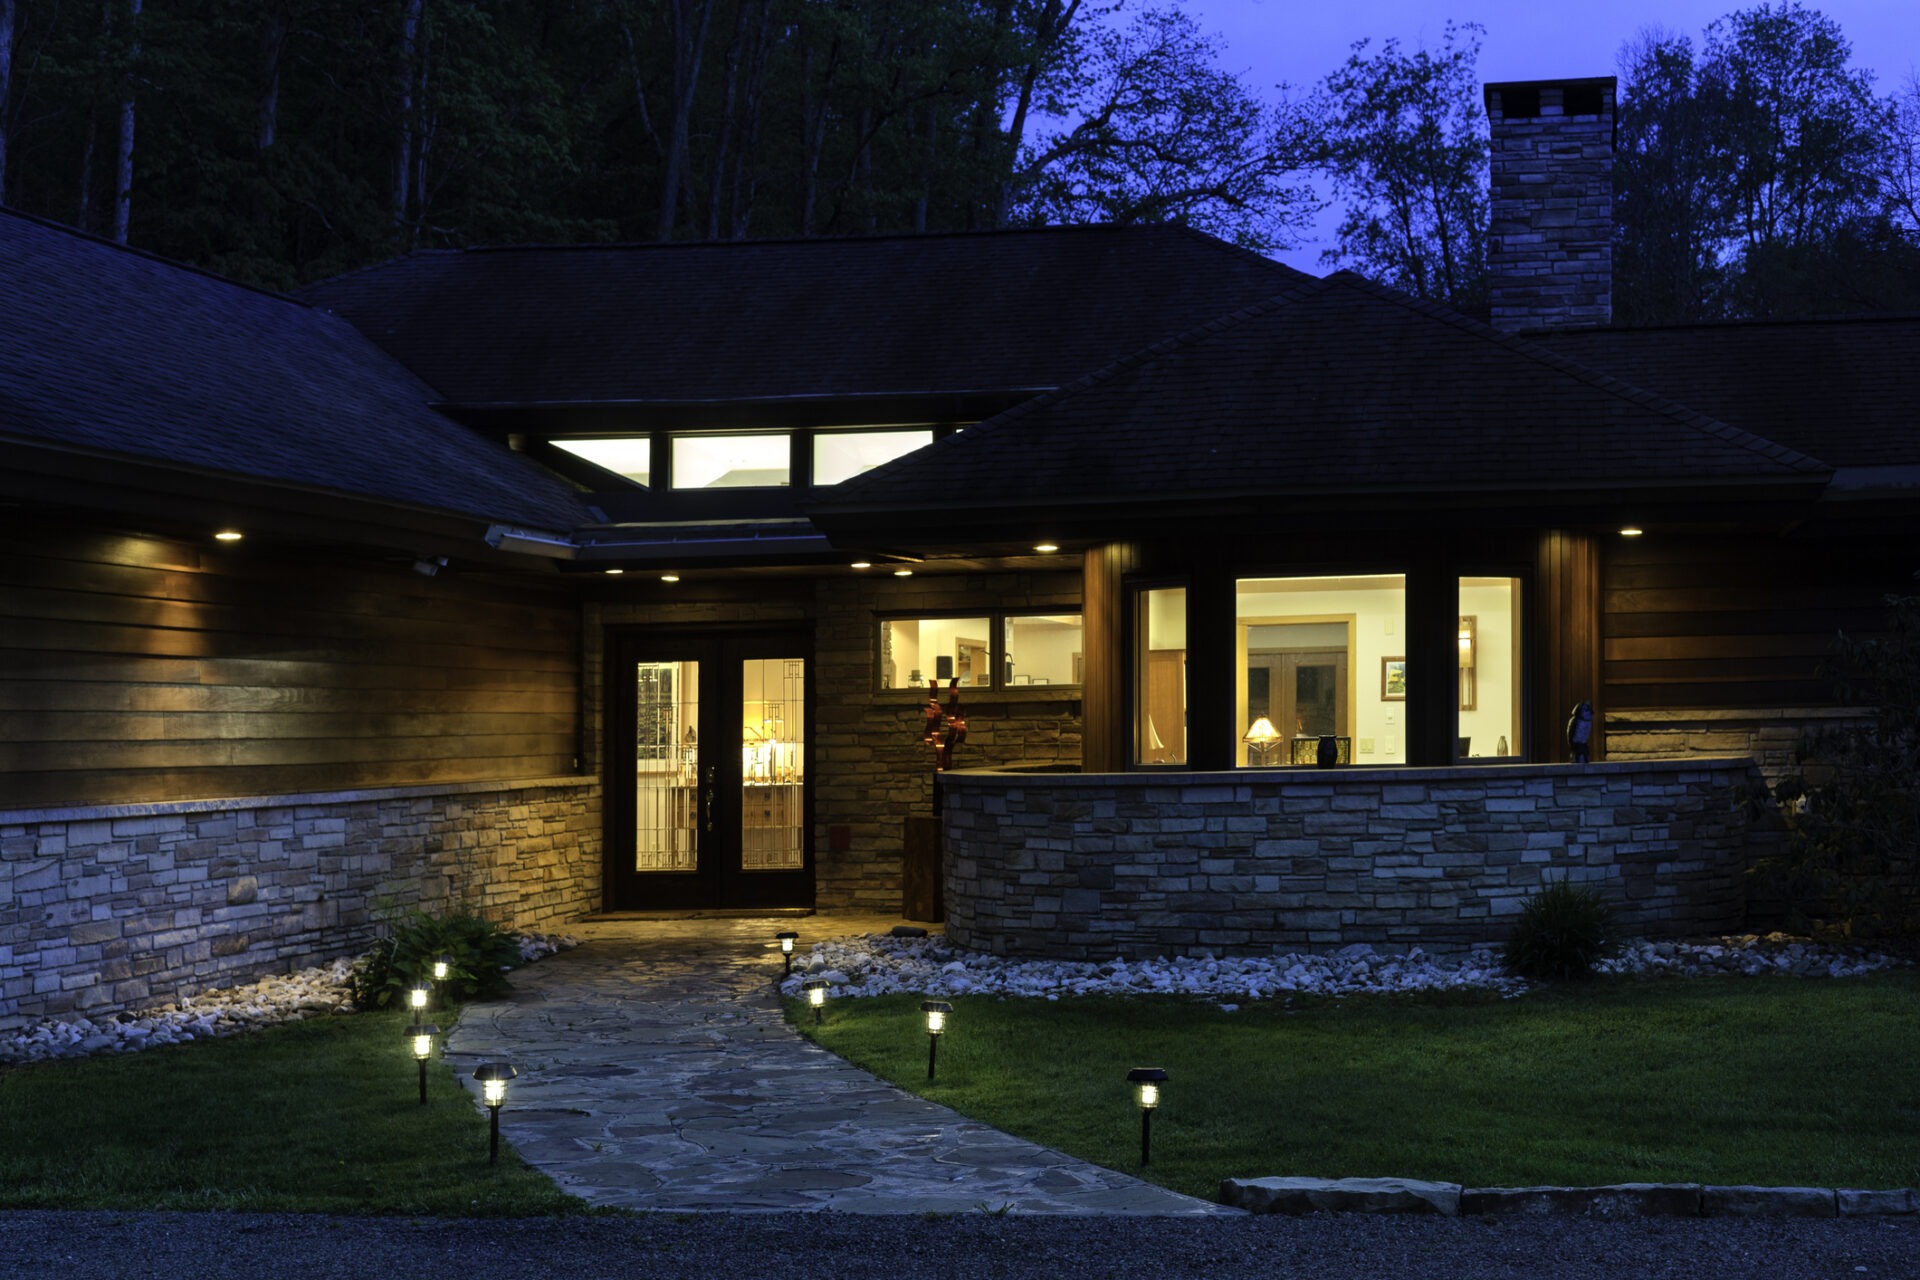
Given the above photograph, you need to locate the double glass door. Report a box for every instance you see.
[606,630,812,909]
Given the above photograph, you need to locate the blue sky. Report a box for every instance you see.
[1175,0,1920,268]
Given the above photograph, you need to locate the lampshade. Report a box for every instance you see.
[1242,716,1281,745]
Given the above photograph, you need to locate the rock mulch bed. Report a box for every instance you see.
[777,930,1906,1004]
[0,932,577,1065]
[1221,1176,1918,1219]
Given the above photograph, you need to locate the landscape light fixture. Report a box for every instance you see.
[407,983,430,1014]
[406,1022,439,1105]
[472,1063,518,1165]
[920,1000,952,1080]
[777,930,800,977]
[432,954,452,981]
[804,977,829,1025]
[1127,1067,1168,1166]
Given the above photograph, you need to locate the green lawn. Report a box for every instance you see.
[790,972,1920,1203]
[0,1010,585,1216]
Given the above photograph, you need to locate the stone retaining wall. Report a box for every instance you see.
[942,760,1760,960]
[0,777,601,1031]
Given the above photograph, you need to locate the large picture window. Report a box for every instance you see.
[1459,576,1523,760]
[1235,575,1406,766]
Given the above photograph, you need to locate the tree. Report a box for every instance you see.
[1311,21,1487,311]
[1614,29,1726,324]
[1,0,15,204]
[1009,6,1317,253]
[1879,74,1920,237]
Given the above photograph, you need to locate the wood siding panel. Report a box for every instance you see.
[1602,536,1908,712]
[1533,531,1601,762]
[0,525,582,808]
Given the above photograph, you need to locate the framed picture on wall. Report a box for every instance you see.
[1381,657,1407,701]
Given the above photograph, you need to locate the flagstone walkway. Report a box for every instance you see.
[443,913,1232,1216]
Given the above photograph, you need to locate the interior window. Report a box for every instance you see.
[1459,576,1523,760]
[551,437,651,486]
[813,429,935,486]
[1134,587,1187,765]
[672,434,790,489]
[879,617,992,689]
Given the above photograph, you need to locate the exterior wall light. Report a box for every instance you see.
[214,530,244,542]
[777,930,800,977]
[1620,526,1644,537]
[604,568,625,575]
[893,569,913,577]
[472,1063,518,1165]
[1033,543,1059,554]
[660,573,681,583]
[851,561,873,570]
[1127,1067,1168,1165]
[920,1000,952,1080]
[804,977,829,1025]
[406,1022,439,1104]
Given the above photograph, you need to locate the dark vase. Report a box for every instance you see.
[1317,735,1339,768]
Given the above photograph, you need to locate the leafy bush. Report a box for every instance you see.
[1756,587,1920,937]
[1503,879,1617,981]
[349,910,523,1011]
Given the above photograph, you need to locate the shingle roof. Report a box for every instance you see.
[817,272,1829,515]
[1531,316,1920,468]
[297,224,1310,405]
[0,209,592,529]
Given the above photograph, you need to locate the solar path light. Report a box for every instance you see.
[472,1063,518,1165]
[804,977,829,1025]
[407,982,430,1015]
[920,1000,952,1080]
[406,1022,439,1104]
[1127,1067,1168,1166]
[777,931,800,977]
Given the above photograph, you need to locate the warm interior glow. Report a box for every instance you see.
[672,433,790,488]
[552,436,651,485]
[812,428,935,485]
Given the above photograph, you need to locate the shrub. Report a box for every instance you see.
[349,910,523,1011]
[1503,879,1617,981]
[1755,586,1920,937]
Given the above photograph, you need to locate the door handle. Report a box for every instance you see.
[704,787,714,832]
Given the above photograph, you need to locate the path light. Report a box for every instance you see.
[1127,1067,1168,1166]
[406,1022,439,1105]
[804,977,829,1025]
[777,931,800,977]
[473,1063,518,1165]
[432,954,452,981]
[407,982,430,1014]
[920,1000,952,1081]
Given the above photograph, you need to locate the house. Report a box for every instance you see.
[3,76,1916,1020]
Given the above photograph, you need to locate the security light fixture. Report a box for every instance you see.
[920,1000,952,1080]
[804,977,829,1025]
[406,1022,439,1104]
[1127,1067,1168,1165]
[777,930,800,977]
[472,1063,518,1164]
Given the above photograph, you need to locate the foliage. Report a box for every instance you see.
[350,908,522,1011]
[0,1011,586,1214]
[1309,21,1488,312]
[1010,7,1318,253]
[1613,3,1917,321]
[1760,587,1920,936]
[1502,879,1618,980]
[793,975,1920,1201]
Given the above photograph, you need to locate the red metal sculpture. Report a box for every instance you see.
[921,677,967,772]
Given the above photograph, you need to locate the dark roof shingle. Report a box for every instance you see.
[0,209,591,528]
[298,224,1310,405]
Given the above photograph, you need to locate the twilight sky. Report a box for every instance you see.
[1174,0,1920,269]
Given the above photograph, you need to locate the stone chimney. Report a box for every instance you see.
[1483,77,1616,332]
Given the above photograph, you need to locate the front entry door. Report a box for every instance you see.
[605,630,813,909]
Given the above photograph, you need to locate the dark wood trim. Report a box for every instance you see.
[1081,542,1139,772]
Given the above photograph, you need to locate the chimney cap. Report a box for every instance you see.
[1484,75,1617,114]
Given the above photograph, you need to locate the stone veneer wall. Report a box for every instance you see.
[0,777,600,1032]
[1604,708,1870,778]
[942,760,1760,960]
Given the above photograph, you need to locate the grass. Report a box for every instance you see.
[0,1010,586,1215]
[789,971,1920,1203]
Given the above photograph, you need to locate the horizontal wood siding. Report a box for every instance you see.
[1602,535,1908,712]
[2,525,581,807]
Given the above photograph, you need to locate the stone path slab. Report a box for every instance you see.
[444,914,1229,1216]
